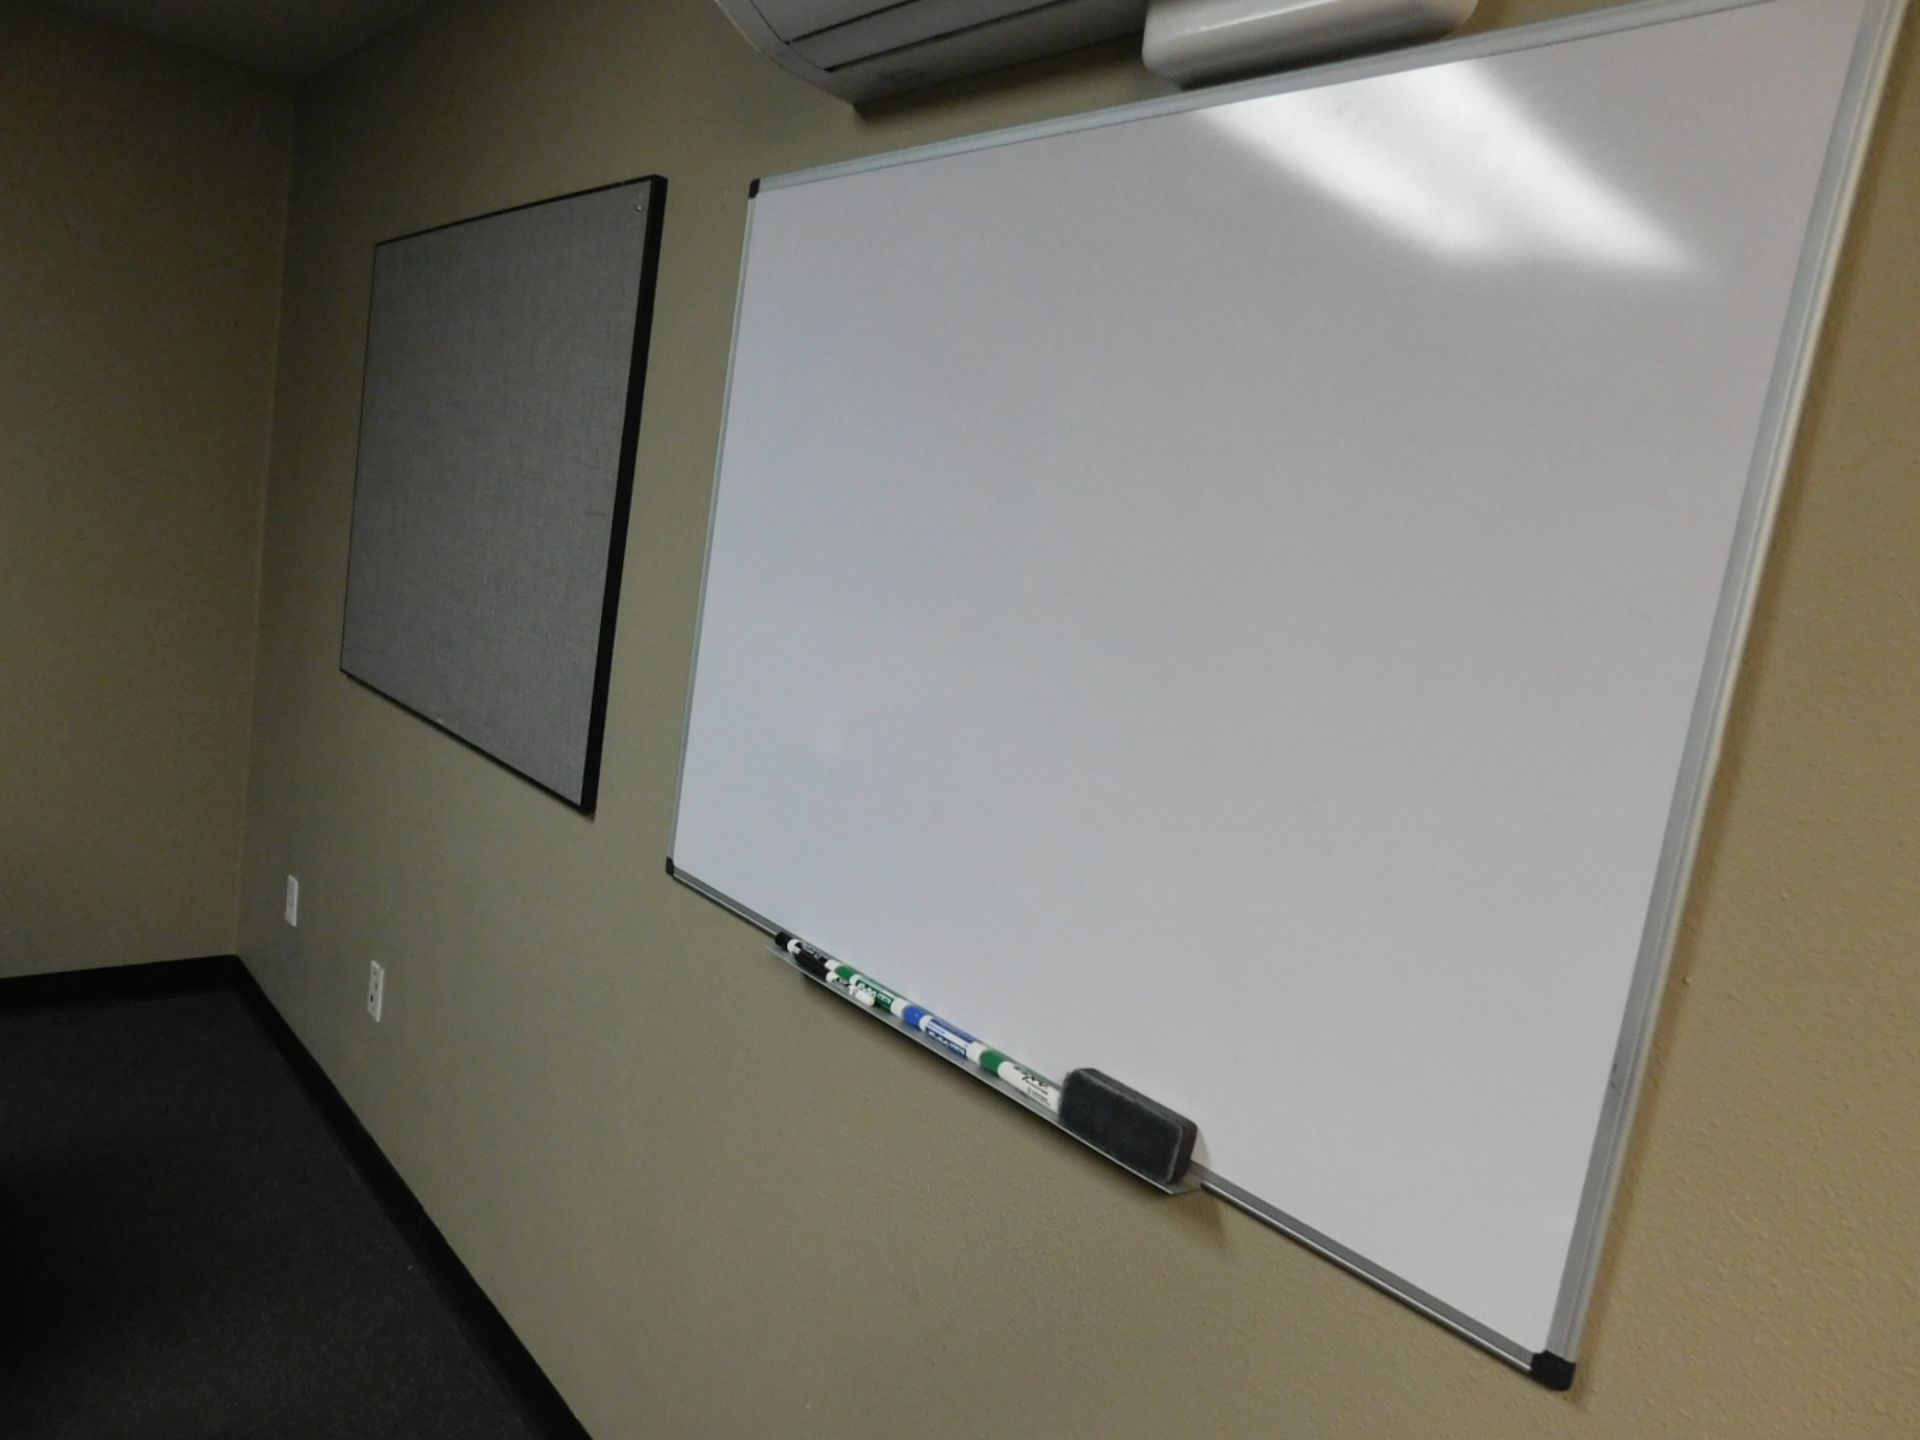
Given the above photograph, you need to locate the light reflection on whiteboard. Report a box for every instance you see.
[1203,64,1692,270]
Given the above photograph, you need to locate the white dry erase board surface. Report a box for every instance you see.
[670,0,1903,1371]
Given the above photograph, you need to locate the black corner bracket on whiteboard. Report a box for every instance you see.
[1529,1351,1577,1392]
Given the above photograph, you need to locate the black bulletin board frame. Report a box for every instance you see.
[338,175,669,813]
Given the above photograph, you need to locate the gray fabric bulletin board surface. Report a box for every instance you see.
[340,176,666,810]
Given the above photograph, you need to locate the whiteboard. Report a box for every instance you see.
[671,0,1901,1367]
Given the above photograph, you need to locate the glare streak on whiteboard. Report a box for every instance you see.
[1203,65,1691,270]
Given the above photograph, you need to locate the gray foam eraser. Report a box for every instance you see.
[1059,1069,1198,1187]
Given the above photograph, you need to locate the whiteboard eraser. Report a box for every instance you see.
[1143,0,1476,88]
[1060,1069,1198,1188]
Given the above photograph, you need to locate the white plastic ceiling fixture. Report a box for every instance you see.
[1144,0,1476,86]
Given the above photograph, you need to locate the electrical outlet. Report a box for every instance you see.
[284,875,300,927]
[366,961,385,1023]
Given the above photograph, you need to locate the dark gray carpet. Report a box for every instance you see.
[0,989,543,1440]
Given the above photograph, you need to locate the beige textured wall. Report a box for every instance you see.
[238,0,1920,1434]
[1,2,289,976]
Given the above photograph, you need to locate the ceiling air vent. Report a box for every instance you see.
[714,0,1150,103]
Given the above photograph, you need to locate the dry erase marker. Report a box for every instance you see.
[828,962,909,1018]
[779,936,1063,1113]
[905,1005,976,1060]
[976,1048,1062,1112]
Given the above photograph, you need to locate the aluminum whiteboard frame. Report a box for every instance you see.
[669,0,1908,1378]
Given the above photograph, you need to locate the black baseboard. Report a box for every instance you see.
[1,954,591,1440]
[0,954,242,1009]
